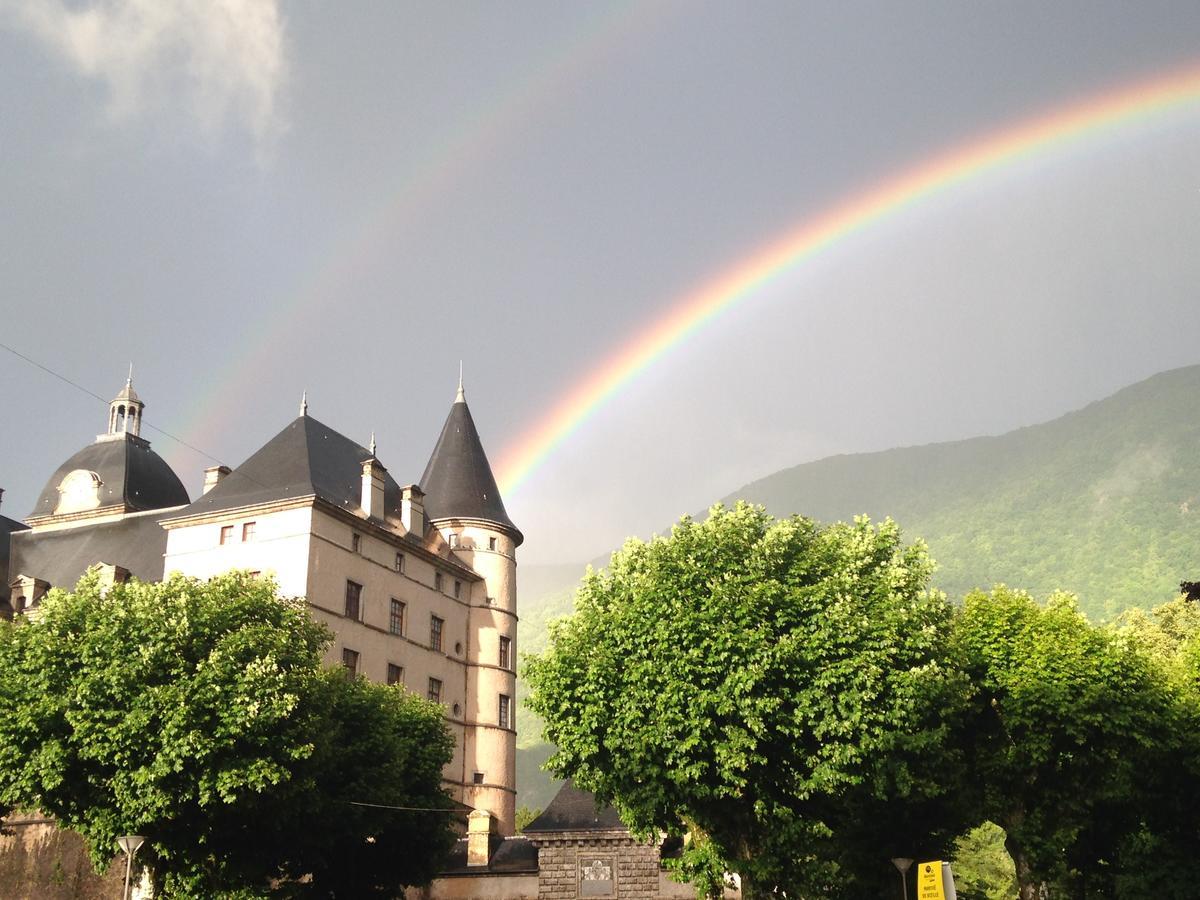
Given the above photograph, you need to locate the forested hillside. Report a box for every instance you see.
[516,363,1200,807]
[722,364,1200,619]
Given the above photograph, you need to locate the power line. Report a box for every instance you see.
[1,341,227,466]
[343,801,461,813]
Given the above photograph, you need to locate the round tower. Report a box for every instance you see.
[420,376,523,834]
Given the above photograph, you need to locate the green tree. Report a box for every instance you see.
[952,587,1176,900]
[524,503,970,899]
[0,570,455,898]
[950,822,1017,900]
[1105,597,1200,900]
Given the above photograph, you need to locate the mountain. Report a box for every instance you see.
[720,364,1200,619]
[515,363,1200,806]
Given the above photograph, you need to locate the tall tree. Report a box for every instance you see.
[525,503,971,899]
[0,570,455,898]
[952,587,1176,900]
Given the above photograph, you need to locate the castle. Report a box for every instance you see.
[3,375,522,835]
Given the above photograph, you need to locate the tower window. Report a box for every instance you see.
[448,533,459,548]
[473,771,485,785]
[454,580,462,599]
[499,636,511,670]
[342,648,359,677]
[351,533,361,554]
[242,521,256,542]
[386,663,403,686]
[389,599,405,636]
[488,536,497,551]
[345,581,362,620]
[219,525,234,545]
[427,677,442,703]
[434,572,443,592]
[430,615,444,652]
[499,694,511,729]
[394,553,404,573]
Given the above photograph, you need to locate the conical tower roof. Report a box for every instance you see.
[420,384,522,544]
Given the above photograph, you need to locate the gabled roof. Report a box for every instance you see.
[420,395,522,543]
[522,779,626,834]
[29,433,189,520]
[174,415,405,522]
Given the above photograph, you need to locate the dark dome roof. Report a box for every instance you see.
[30,434,190,519]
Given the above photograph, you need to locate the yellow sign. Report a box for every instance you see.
[917,861,946,900]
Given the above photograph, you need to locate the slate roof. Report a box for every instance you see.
[173,415,406,523]
[420,396,522,543]
[29,433,189,519]
[0,514,29,592]
[522,779,627,834]
[438,835,540,875]
[8,510,179,589]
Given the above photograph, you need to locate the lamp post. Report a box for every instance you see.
[891,857,914,900]
[116,835,145,900]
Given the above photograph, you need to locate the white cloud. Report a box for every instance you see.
[1,0,288,151]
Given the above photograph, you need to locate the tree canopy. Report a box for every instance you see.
[0,569,455,899]
[524,503,970,898]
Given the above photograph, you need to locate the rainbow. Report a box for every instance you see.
[494,62,1200,497]
[175,1,674,460]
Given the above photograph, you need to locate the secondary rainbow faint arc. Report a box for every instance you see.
[494,62,1200,498]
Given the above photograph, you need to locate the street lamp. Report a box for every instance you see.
[891,857,914,900]
[116,835,145,900]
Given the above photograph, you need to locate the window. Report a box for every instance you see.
[242,521,256,542]
[448,532,459,548]
[430,615,444,652]
[499,694,511,729]
[499,636,511,670]
[342,648,359,677]
[473,771,485,785]
[345,581,362,620]
[434,572,443,592]
[389,598,405,636]
[394,552,404,573]
[386,663,403,686]
[219,525,234,545]
[454,579,462,599]
[351,533,361,553]
[427,677,442,703]
[488,536,497,551]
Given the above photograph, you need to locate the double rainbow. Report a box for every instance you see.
[495,62,1200,497]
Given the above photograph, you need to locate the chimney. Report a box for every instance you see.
[202,466,231,495]
[0,487,5,512]
[96,563,131,596]
[466,809,495,867]
[361,457,387,520]
[401,484,425,536]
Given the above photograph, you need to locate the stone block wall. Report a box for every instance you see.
[531,831,660,900]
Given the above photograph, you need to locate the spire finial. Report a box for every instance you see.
[300,390,308,416]
[456,361,465,403]
[369,431,377,456]
[127,362,133,386]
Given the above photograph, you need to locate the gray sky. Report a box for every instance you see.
[3,1,1200,563]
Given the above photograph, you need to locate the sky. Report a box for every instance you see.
[2,1,1200,564]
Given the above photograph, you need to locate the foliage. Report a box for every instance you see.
[952,587,1178,900]
[514,805,540,833]
[0,569,455,898]
[525,503,970,899]
[950,822,1017,900]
